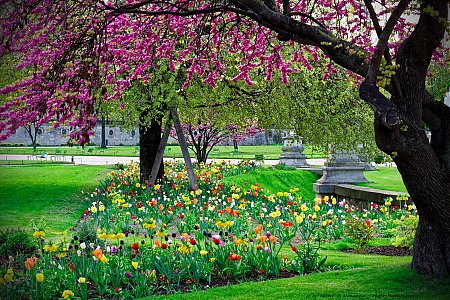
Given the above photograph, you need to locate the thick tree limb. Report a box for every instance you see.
[232,0,370,77]
[359,81,399,128]
[423,93,450,177]
[363,0,404,100]
[395,0,447,122]
[366,0,411,84]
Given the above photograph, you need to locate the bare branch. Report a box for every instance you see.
[366,0,412,84]
[287,11,326,28]
[282,0,290,15]
[363,0,402,100]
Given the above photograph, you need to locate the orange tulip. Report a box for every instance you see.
[92,249,103,260]
[259,235,268,243]
[269,235,277,243]
[254,224,263,235]
[25,257,38,270]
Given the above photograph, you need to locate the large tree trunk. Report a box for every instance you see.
[361,0,450,276]
[139,113,164,183]
[412,217,450,275]
[392,143,450,276]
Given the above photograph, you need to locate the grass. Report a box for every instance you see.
[359,167,407,193]
[1,163,448,299]
[222,168,319,201]
[0,160,72,166]
[147,251,449,300]
[0,144,326,159]
[0,164,112,239]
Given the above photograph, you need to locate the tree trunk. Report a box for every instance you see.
[139,114,164,183]
[359,0,450,276]
[412,217,450,275]
[101,116,106,149]
[392,146,450,276]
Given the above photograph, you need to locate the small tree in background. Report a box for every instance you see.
[170,120,259,163]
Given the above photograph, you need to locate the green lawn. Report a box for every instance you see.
[223,168,319,201]
[1,164,448,299]
[0,144,326,159]
[0,164,112,239]
[359,167,407,193]
[148,250,449,300]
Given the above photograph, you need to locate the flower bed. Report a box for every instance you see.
[0,161,416,299]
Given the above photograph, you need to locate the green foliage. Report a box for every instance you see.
[0,53,28,104]
[0,229,36,257]
[391,215,418,250]
[72,220,99,243]
[238,55,377,157]
[274,163,297,171]
[344,219,375,252]
[101,64,181,131]
[426,60,450,102]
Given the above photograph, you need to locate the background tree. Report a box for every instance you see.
[1,0,449,275]
[170,119,260,163]
[0,54,44,149]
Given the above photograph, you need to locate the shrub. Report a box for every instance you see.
[72,220,99,243]
[391,215,418,250]
[0,229,36,257]
[274,163,296,171]
[344,218,375,253]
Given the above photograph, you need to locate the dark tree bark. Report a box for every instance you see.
[139,111,164,183]
[24,123,40,150]
[359,0,450,275]
[233,0,450,275]
[100,116,106,149]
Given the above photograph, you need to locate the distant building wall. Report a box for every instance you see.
[1,123,139,146]
[1,124,285,147]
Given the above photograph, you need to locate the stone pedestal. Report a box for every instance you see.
[444,91,450,107]
[279,134,308,167]
[314,149,368,196]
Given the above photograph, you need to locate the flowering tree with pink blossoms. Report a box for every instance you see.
[1,0,449,275]
[170,120,260,163]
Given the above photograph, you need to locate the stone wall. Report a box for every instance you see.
[1,124,139,146]
[1,125,284,147]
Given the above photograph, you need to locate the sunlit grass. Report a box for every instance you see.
[359,167,407,193]
[0,144,326,159]
[0,164,112,239]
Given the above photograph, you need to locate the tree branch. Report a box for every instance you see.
[359,81,399,128]
[282,0,290,15]
[287,11,326,29]
[422,93,450,177]
[366,0,412,84]
[232,0,370,77]
[363,0,403,100]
